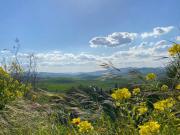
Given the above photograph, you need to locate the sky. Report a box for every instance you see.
[0,0,180,73]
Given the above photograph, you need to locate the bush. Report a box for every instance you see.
[166,43,180,87]
[0,67,31,109]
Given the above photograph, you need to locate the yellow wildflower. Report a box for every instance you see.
[111,93,117,99]
[115,102,121,107]
[111,88,131,100]
[146,73,157,81]
[178,95,180,101]
[161,84,168,91]
[175,84,180,90]
[137,102,148,115]
[71,117,81,125]
[16,91,23,98]
[4,89,13,97]
[31,95,37,101]
[153,98,176,111]
[78,121,94,133]
[168,44,180,56]
[132,88,140,95]
[166,98,176,108]
[137,107,148,115]
[140,102,146,106]
[139,121,160,135]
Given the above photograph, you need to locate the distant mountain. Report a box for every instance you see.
[37,67,165,78]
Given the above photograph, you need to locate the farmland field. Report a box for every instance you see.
[37,76,135,92]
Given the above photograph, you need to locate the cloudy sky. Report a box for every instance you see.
[0,0,180,73]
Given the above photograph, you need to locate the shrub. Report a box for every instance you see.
[0,67,31,109]
[166,43,180,87]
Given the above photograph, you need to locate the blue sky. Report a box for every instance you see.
[0,0,180,72]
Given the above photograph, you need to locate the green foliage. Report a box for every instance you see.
[0,67,30,109]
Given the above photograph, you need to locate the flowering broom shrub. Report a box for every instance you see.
[103,43,180,135]
[166,43,180,86]
[108,76,180,135]
[0,67,31,109]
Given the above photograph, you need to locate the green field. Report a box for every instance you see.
[37,76,138,92]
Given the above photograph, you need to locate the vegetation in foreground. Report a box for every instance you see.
[0,43,180,135]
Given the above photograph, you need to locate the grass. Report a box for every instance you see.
[0,99,50,135]
[1,78,180,135]
[1,71,180,135]
[0,90,72,135]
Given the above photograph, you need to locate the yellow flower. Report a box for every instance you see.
[32,95,37,101]
[71,117,81,125]
[139,121,160,135]
[137,107,148,115]
[78,121,94,133]
[175,84,180,90]
[165,98,176,109]
[140,102,146,106]
[115,102,121,107]
[111,93,117,99]
[161,84,168,91]
[16,91,23,98]
[168,44,180,56]
[153,98,176,111]
[4,89,13,97]
[178,95,180,101]
[137,102,148,115]
[111,88,131,100]
[146,73,157,81]
[132,88,140,95]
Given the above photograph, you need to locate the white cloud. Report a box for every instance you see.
[141,26,174,38]
[16,51,100,67]
[89,32,137,47]
[89,26,174,48]
[105,40,170,68]
[1,39,171,72]
[176,36,180,41]
[111,40,169,59]
[37,40,170,72]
